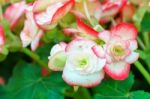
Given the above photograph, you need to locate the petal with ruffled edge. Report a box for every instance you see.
[92,45,105,58]
[66,38,96,52]
[128,39,138,51]
[63,66,104,88]
[104,61,130,80]
[124,52,139,64]
[111,23,138,40]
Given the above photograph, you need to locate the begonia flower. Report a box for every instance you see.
[63,39,106,87]
[20,5,43,51]
[95,0,127,24]
[98,23,139,80]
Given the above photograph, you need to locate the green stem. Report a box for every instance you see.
[21,48,48,68]
[83,0,104,32]
[134,61,150,85]
[137,37,145,50]
[83,0,93,26]
[111,17,117,26]
[143,32,149,48]
[74,87,92,99]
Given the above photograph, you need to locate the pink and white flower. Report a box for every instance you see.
[48,42,67,71]
[20,5,43,51]
[0,25,5,52]
[4,1,27,30]
[95,0,127,24]
[63,39,106,87]
[98,23,139,80]
[33,0,75,30]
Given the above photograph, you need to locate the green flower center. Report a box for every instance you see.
[74,55,89,70]
[111,45,125,56]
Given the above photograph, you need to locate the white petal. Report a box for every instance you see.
[125,52,139,64]
[50,44,65,56]
[92,45,105,58]
[98,30,111,43]
[104,61,130,80]
[62,66,104,87]
[128,40,138,51]
[31,30,43,51]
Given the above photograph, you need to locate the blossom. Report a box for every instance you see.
[48,42,67,71]
[0,25,5,53]
[62,39,106,87]
[33,0,75,30]
[98,23,139,80]
[95,0,127,24]
[4,1,27,30]
[20,5,43,51]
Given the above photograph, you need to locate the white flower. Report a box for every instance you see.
[62,39,106,87]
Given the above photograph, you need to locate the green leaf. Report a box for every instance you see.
[5,62,69,99]
[133,7,150,32]
[140,11,150,32]
[36,44,52,64]
[92,73,150,99]
[42,27,71,44]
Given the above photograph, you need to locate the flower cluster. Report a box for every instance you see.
[48,18,139,87]
[2,0,139,88]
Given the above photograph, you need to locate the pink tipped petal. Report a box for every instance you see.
[98,30,111,43]
[34,3,63,26]
[92,45,105,58]
[128,40,138,51]
[59,42,67,49]
[104,61,130,80]
[63,67,104,88]
[70,10,86,19]
[66,38,95,52]
[77,18,99,37]
[51,0,75,23]
[63,28,79,36]
[111,23,138,40]
[102,4,120,17]
[31,30,43,51]
[0,25,5,46]
[33,0,62,12]
[4,1,26,29]
[125,52,139,64]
